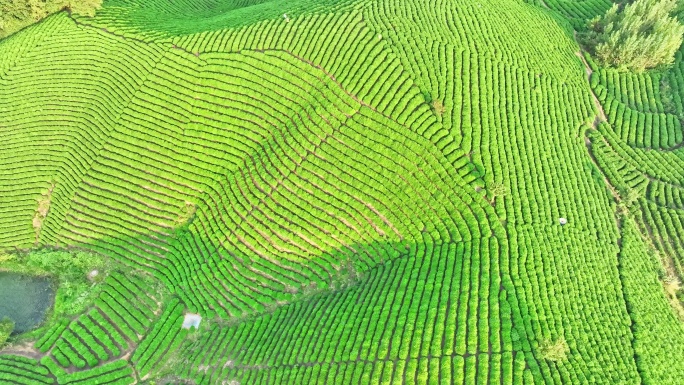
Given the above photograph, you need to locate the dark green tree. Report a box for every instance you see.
[588,0,684,71]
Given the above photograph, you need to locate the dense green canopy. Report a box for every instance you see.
[589,0,684,71]
[0,0,102,38]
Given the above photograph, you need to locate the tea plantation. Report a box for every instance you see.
[1,0,683,384]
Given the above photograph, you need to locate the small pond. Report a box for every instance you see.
[0,272,54,334]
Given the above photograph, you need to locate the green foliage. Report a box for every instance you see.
[131,298,187,378]
[588,0,684,71]
[0,253,14,263]
[538,0,612,30]
[588,27,684,294]
[62,0,101,17]
[432,99,446,116]
[1,0,684,383]
[329,258,361,291]
[0,356,52,384]
[0,319,14,347]
[616,221,684,382]
[71,0,353,37]
[487,182,508,204]
[0,0,102,38]
[175,202,196,226]
[3,249,107,317]
[538,337,569,362]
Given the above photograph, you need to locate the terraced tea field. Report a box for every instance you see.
[1,0,683,384]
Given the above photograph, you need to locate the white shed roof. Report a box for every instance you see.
[182,313,202,330]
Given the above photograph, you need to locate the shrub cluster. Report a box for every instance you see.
[587,0,684,71]
[0,356,52,384]
[0,0,102,39]
[0,319,13,348]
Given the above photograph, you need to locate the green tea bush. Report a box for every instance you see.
[0,0,683,383]
[0,355,52,384]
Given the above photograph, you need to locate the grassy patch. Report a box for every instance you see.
[0,248,110,338]
[0,318,14,348]
[538,337,570,362]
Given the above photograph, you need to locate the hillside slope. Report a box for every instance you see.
[1,0,683,384]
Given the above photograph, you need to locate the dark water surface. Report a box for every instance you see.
[0,272,54,333]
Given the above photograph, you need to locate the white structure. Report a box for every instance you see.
[559,217,567,226]
[182,313,202,330]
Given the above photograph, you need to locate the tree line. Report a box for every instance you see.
[587,0,684,71]
[0,0,102,38]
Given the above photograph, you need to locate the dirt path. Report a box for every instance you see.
[568,32,616,209]
[663,258,684,321]
[573,32,607,125]
[0,341,44,359]
[566,23,684,382]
